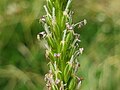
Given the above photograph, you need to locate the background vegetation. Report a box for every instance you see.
[0,0,120,90]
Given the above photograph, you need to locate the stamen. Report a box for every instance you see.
[78,19,87,28]
[79,48,84,54]
[66,22,73,30]
[40,15,46,23]
[37,31,46,40]
[54,53,61,58]
[55,79,60,84]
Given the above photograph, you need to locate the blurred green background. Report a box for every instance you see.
[0,0,120,90]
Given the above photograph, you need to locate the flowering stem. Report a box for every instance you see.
[38,0,86,89]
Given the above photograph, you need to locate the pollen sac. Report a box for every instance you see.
[40,15,46,23]
[77,80,82,89]
[79,48,84,54]
[78,19,87,28]
[37,31,46,40]
[75,76,84,84]
[55,79,60,84]
[54,53,61,58]
[76,76,84,89]
[66,22,73,30]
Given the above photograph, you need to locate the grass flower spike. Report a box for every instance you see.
[38,0,87,89]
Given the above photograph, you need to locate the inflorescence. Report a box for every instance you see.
[37,0,86,90]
